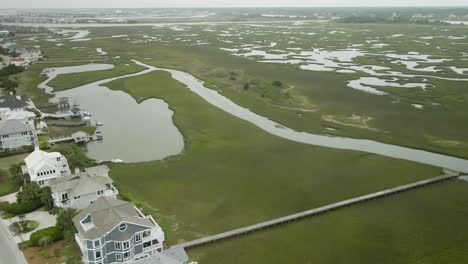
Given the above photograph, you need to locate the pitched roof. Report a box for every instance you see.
[49,171,113,197]
[0,119,33,135]
[133,247,189,264]
[3,110,36,120]
[24,148,62,173]
[73,197,156,240]
[0,95,30,109]
[84,165,109,175]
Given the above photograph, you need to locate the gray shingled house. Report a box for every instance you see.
[0,119,36,151]
[73,197,165,264]
[50,165,118,209]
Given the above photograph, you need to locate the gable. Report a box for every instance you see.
[105,222,150,241]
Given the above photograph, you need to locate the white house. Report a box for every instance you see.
[50,165,118,209]
[0,109,36,127]
[0,119,36,151]
[22,148,71,187]
[73,197,166,264]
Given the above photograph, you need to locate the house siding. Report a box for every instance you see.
[0,131,35,151]
[83,222,155,264]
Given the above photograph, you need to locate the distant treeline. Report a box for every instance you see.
[337,16,449,25]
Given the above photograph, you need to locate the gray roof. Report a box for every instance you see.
[0,119,33,135]
[0,95,30,109]
[73,197,156,240]
[133,247,189,264]
[50,171,113,197]
[84,165,109,175]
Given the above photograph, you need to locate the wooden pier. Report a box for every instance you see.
[178,173,461,249]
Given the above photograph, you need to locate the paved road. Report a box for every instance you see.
[0,218,27,264]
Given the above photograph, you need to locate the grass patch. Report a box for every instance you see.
[38,135,50,150]
[189,180,468,264]
[47,125,96,139]
[103,71,440,244]
[47,60,146,91]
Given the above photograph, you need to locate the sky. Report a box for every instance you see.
[2,0,468,8]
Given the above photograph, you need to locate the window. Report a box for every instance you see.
[115,242,121,250]
[116,253,122,260]
[38,180,44,186]
[118,223,127,232]
[135,233,141,242]
[95,250,101,259]
[61,193,68,200]
[74,196,81,200]
[123,252,130,259]
[94,240,100,247]
[143,230,151,238]
[123,241,129,249]
[97,190,104,196]
[56,157,60,161]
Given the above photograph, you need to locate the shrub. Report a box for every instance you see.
[0,201,9,211]
[56,208,78,233]
[30,227,63,247]
[66,256,83,264]
[272,80,283,87]
[39,249,52,258]
[4,200,42,216]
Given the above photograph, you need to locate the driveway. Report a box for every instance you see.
[2,210,57,243]
[0,216,27,264]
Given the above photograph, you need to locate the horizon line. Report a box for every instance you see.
[3,5,468,9]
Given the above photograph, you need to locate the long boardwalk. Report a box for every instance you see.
[178,173,461,249]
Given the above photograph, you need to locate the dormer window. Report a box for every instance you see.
[118,223,127,232]
[80,214,95,231]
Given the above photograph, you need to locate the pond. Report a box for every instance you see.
[42,64,184,163]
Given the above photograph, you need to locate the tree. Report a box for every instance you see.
[9,163,27,187]
[16,182,41,204]
[56,208,78,233]
[272,80,283,87]
[40,187,53,210]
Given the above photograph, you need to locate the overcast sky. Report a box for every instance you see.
[2,0,468,8]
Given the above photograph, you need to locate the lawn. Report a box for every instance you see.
[103,71,440,244]
[0,153,29,196]
[47,125,96,139]
[188,180,468,264]
[46,60,146,91]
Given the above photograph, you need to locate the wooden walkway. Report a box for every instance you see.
[178,173,460,249]
[49,137,74,144]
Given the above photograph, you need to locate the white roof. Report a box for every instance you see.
[24,148,63,175]
[3,110,36,121]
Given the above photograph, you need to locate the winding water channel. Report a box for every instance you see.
[40,60,468,172]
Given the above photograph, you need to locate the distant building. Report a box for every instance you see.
[50,165,118,209]
[0,119,36,151]
[73,197,165,264]
[0,30,9,36]
[22,148,71,187]
[72,131,89,144]
[9,57,27,67]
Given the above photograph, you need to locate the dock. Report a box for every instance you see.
[178,173,461,249]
